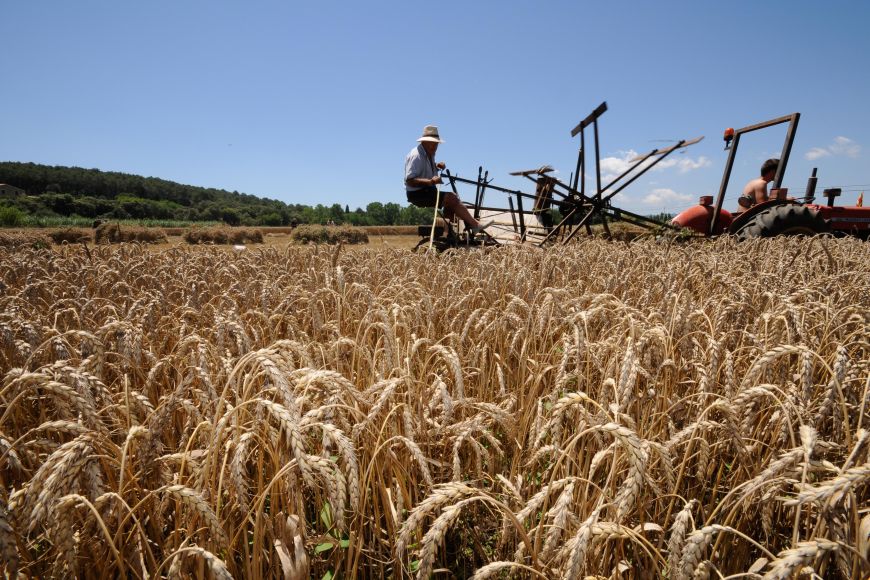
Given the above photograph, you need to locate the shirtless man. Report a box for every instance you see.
[738,158,779,209]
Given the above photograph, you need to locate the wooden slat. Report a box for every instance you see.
[629,136,704,162]
[508,165,555,176]
[570,101,608,137]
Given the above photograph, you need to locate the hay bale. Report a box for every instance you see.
[95,223,167,244]
[183,227,263,245]
[290,225,368,245]
[0,231,51,250]
[49,228,92,245]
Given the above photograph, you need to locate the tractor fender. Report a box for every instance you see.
[671,197,733,235]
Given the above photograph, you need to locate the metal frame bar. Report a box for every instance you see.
[473,166,483,220]
[508,197,518,233]
[516,191,526,240]
[434,101,702,247]
[709,113,800,235]
[554,138,688,244]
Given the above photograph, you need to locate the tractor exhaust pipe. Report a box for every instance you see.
[804,168,818,203]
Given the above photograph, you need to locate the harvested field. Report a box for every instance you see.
[0,237,868,578]
[5,225,421,251]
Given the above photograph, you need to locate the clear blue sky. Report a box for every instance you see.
[3,1,869,214]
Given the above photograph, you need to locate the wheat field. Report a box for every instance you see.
[0,237,868,579]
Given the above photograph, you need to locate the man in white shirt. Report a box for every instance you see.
[405,125,491,234]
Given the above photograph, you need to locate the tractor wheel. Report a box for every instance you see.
[413,238,451,253]
[735,204,829,240]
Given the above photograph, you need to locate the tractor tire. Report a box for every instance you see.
[735,204,829,240]
[413,238,451,253]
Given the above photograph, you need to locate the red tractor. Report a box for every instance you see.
[672,113,870,240]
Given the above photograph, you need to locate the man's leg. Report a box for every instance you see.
[442,192,479,228]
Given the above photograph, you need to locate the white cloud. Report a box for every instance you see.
[657,156,712,173]
[642,188,692,205]
[599,150,710,182]
[599,150,638,180]
[805,136,861,160]
[805,147,831,161]
[831,136,861,158]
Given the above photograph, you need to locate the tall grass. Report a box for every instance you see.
[0,237,868,578]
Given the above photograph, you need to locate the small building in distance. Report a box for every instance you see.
[0,184,25,197]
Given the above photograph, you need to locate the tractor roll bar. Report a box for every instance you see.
[709,113,800,235]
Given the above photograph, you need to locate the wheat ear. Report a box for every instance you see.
[161,485,229,550]
[785,462,870,506]
[762,540,838,580]
[166,545,233,580]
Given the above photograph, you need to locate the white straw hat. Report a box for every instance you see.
[417,125,444,143]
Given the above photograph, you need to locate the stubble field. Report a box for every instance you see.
[0,237,868,579]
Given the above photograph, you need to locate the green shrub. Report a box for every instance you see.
[261,212,285,226]
[0,206,26,227]
[290,225,369,245]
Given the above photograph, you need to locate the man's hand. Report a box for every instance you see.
[431,175,443,185]
[436,161,446,170]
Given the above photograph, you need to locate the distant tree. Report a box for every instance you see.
[108,205,131,220]
[261,212,283,226]
[647,212,674,223]
[221,207,242,226]
[15,195,51,217]
[72,196,114,218]
[0,161,507,228]
[343,211,370,226]
[116,195,178,220]
[383,202,401,225]
[366,202,385,224]
[200,204,222,222]
[399,204,432,224]
[44,193,75,216]
[303,204,330,224]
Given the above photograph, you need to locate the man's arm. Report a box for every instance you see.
[406,175,442,188]
[405,154,443,187]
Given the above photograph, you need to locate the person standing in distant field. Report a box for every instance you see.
[404,125,492,234]
[738,158,779,209]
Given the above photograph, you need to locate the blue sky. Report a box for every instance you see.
[3,1,869,214]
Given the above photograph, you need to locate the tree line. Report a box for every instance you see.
[0,162,432,226]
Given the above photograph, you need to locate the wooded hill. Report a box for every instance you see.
[0,161,431,226]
